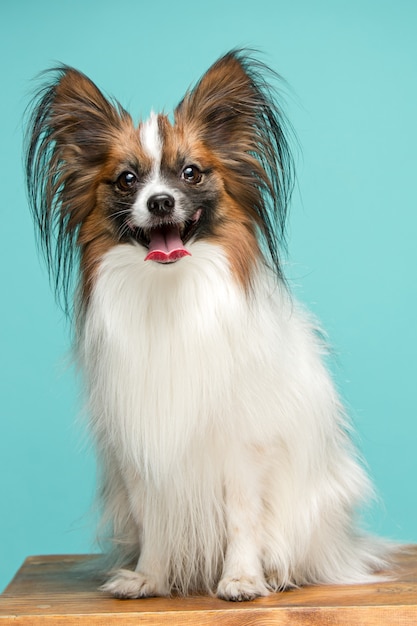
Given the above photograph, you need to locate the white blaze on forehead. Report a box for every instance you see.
[133,111,185,229]
[140,111,163,165]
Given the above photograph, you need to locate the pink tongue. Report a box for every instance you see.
[144,225,191,263]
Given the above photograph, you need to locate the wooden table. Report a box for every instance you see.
[1,548,416,624]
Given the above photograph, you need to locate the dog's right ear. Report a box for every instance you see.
[26,66,132,170]
[24,66,134,310]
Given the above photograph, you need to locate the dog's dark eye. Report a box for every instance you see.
[116,171,138,192]
[181,165,202,185]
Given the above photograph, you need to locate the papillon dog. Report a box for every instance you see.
[25,50,387,601]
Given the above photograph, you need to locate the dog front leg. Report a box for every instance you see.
[217,453,269,601]
[101,537,170,598]
[101,471,170,598]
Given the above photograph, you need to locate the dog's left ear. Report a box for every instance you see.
[175,50,263,151]
[174,50,293,196]
[175,49,294,279]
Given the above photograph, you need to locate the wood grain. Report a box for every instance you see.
[1,547,416,624]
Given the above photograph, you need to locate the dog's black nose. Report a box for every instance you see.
[147,193,175,216]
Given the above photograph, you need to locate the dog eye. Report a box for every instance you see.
[116,171,138,191]
[181,165,202,184]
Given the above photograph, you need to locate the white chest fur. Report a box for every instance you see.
[82,242,262,478]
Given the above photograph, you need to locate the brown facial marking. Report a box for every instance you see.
[156,116,259,290]
[209,197,259,292]
[77,120,150,301]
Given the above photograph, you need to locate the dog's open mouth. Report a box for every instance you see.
[145,224,191,263]
[130,209,202,264]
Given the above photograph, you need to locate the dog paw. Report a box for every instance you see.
[100,569,164,599]
[216,575,269,602]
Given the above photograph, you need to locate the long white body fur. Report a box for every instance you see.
[81,240,385,599]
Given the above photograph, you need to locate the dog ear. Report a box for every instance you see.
[27,66,132,169]
[174,49,293,213]
[174,50,294,279]
[174,50,262,150]
[25,67,134,309]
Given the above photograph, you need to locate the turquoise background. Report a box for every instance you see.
[1,0,416,591]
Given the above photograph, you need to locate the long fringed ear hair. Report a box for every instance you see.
[174,49,295,280]
[24,67,132,314]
